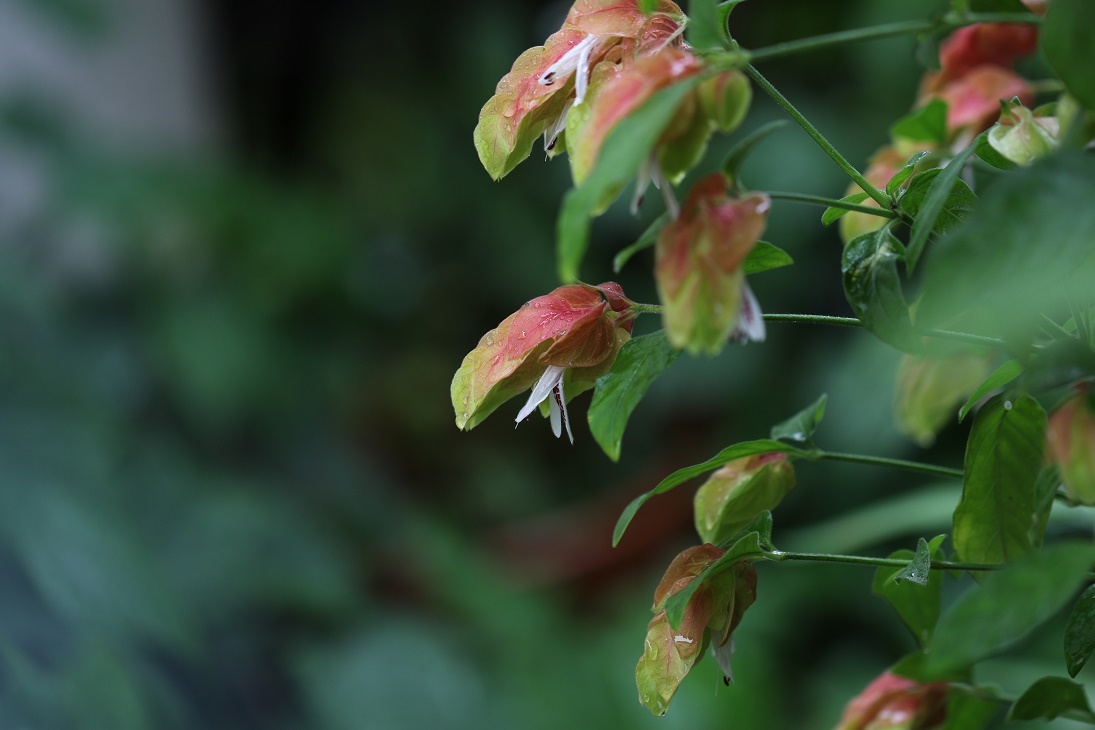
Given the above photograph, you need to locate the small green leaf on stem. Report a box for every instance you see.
[743,241,793,274]
[887,151,931,198]
[721,120,789,188]
[1065,585,1095,678]
[842,225,921,352]
[901,146,978,274]
[1008,676,1095,723]
[613,439,807,546]
[958,359,1022,422]
[770,394,827,444]
[821,192,869,226]
[974,130,1018,171]
[952,394,1045,567]
[588,332,680,462]
[873,538,944,649]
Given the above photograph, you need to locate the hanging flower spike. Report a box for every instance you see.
[1047,385,1095,506]
[451,282,633,442]
[835,672,949,730]
[635,545,758,716]
[655,173,770,355]
[474,0,683,180]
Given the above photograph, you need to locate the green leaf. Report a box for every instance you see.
[1008,677,1095,723]
[557,77,701,281]
[891,100,948,146]
[873,539,943,649]
[958,359,1022,423]
[1042,0,1095,111]
[721,120,789,188]
[612,439,807,546]
[687,0,726,51]
[952,395,1046,566]
[821,192,869,226]
[639,0,659,11]
[613,213,669,273]
[841,225,921,352]
[917,154,1095,336]
[974,130,1018,171]
[769,393,826,444]
[886,151,931,198]
[944,687,1000,729]
[743,240,793,275]
[746,511,775,549]
[923,543,1095,678]
[588,332,680,462]
[896,537,934,586]
[1031,465,1059,548]
[1065,585,1095,678]
[901,145,978,273]
[665,531,763,630]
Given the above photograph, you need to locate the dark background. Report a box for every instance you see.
[0,0,1077,727]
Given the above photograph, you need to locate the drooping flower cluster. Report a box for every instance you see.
[834,672,949,730]
[656,173,770,354]
[635,545,757,715]
[451,282,633,442]
[1047,384,1095,505]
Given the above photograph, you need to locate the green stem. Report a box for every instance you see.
[745,65,891,208]
[812,450,964,480]
[746,20,936,64]
[767,550,999,572]
[745,13,1042,64]
[766,191,896,219]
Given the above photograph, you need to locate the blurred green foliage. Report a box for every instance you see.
[0,0,1084,728]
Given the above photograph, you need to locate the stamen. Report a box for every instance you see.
[552,381,575,444]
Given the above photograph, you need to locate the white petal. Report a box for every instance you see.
[543,98,574,155]
[712,637,736,683]
[574,40,594,105]
[548,392,562,437]
[516,366,566,424]
[730,281,766,344]
[539,35,601,88]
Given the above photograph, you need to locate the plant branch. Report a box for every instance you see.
[745,65,891,208]
[766,191,896,219]
[811,450,964,480]
[766,550,1000,572]
[744,13,1042,64]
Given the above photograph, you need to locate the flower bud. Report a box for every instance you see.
[1047,387,1095,505]
[451,282,633,433]
[697,70,752,133]
[835,672,948,730]
[693,453,796,545]
[894,352,990,446]
[636,545,757,715]
[987,101,1060,165]
[655,174,770,355]
[839,147,914,246]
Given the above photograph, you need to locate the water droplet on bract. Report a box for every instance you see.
[527,98,538,109]
[1004,400,1013,410]
[461,411,469,420]
[501,101,518,118]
